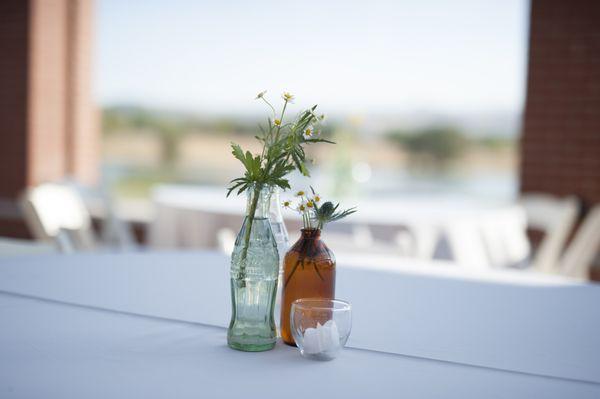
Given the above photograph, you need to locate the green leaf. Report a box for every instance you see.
[229,102,335,200]
[237,183,249,195]
[298,161,309,176]
[231,143,247,167]
[314,200,356,227]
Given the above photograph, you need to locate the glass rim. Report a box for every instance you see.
[291,298,351,311]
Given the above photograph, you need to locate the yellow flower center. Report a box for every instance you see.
[306,201,314,208]
[296,191,305,196]
[274,119,281,126]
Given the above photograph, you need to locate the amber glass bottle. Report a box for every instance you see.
[280,228,336,345]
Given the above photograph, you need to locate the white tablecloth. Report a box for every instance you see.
[1,251,599,398]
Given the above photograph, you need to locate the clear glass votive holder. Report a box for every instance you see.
[290,298,352,361]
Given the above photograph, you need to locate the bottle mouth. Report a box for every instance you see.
[301,228,321,238]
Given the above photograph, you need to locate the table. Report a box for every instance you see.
[1,251,599,398]
[149,184,530,269]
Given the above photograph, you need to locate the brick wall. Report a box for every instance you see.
[28,0,69,185]
[520,0,600,213]
[0,1,29,200]
[65,0,98,185]
[0,0,97,238]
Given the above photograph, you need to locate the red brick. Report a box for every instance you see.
[521,0,600,211]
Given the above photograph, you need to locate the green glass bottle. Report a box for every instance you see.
[228,184,279,351]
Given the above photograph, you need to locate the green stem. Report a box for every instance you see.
[274,100,288,142]
[261,105,286,183]
[239,184,261,280]
[261,97,276,118]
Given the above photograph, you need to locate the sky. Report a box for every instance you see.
[95,0,529,116]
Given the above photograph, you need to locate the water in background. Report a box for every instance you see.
[104,162,517,205]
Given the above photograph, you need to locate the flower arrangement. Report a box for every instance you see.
[281,186,356,288]
[283,187,356,230]
[227,92,333,270]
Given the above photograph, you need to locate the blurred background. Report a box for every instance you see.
[0,0,598,280]
[98,0,523,201]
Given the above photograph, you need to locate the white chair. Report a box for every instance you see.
[477,205,530,269]
[443,220,492,269]
[519,193,579,273]
[559,204,600,279]
[98,191,138,250]
[20,183,96,252]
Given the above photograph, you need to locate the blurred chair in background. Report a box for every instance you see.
[396,225,440,261]
[148,184,596,278]
[20,183,96,252]
[559,204,600,279]
[20,182,138,253]
[478,206,530,269]
[216,223,408,258]
[67,179,138,250]
[518,193,579,273]
[99,192,139,250]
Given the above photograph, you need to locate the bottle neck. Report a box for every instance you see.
[246,184,273,219]
[268,187,284,222]
[300,228,321,240]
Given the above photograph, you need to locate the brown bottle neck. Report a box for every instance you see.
[300,228,321,240]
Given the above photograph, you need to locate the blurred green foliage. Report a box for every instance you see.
[103,106,261,165]
[477,136,514,150]
[386,126,513,170]
[387,127,469,167]
[103,106,258,135]
[102,106,336,166]
[102,106,335,137]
